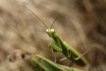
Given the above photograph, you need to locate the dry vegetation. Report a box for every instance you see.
[0,0,106,71]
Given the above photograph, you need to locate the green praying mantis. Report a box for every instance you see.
[39,19,88,66]
[17,6,95,66]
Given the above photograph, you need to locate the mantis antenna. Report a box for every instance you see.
[16,5,48,29]
[16,5,59,30]
[50,16,59,29]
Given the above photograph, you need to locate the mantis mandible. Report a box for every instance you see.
[17,6,95,66]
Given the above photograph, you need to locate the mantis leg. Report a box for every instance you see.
[75,46,96,60]
[50,46,56,63]
[49,43,62,52]
[69,53,74,66]
[49,43,62,63]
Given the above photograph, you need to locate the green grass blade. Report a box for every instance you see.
[27,54,79,71]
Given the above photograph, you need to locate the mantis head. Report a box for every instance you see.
[46,29,55,37]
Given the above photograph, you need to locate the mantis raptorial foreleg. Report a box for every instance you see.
[49,43,62,52]
[49,43,70,63]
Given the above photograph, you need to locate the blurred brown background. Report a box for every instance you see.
[0,0,106,71]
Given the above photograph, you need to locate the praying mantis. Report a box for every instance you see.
[17,6,95,66]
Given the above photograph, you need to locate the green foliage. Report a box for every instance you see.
[27,54,79,71]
